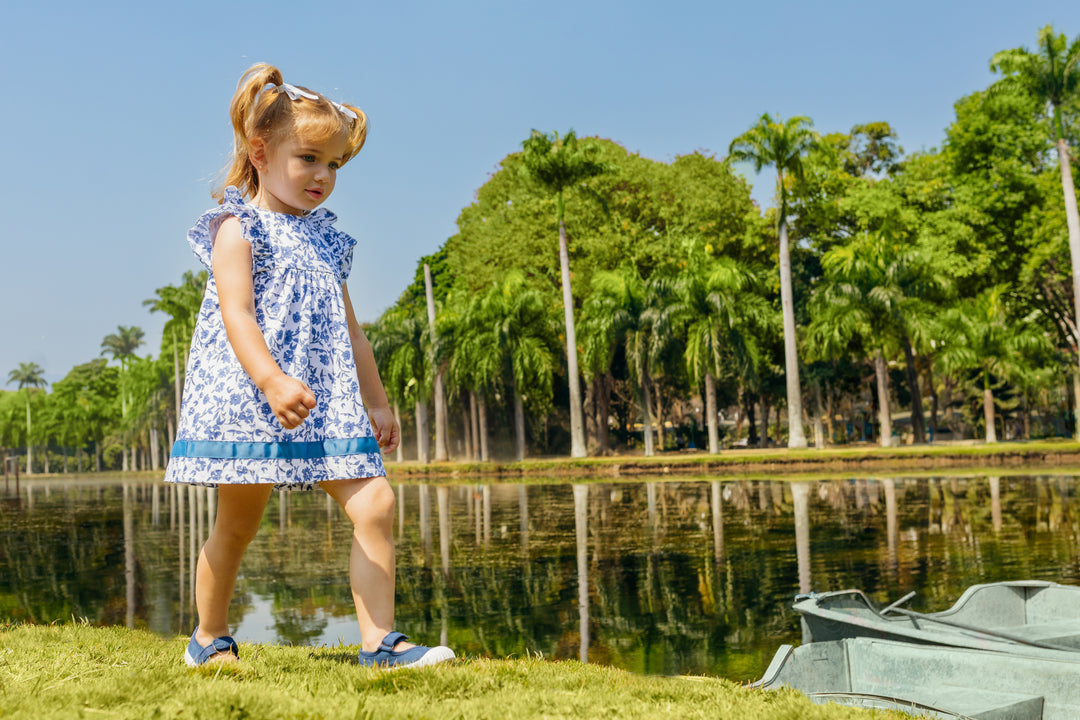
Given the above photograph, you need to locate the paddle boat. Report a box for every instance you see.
[793,580,1080,654]
[752,636,1080,719]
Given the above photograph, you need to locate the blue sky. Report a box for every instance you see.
[3,0,1078,384]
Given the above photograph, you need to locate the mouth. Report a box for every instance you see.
[305,188,323,200]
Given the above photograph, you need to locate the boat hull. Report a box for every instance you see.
[754,637,1080,720]
[795,580,1080,655]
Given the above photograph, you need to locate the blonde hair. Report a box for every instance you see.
[214,63,368,202]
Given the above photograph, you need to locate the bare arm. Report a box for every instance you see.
[213,216,316,430]
[342,283,400,453]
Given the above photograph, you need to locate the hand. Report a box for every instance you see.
[262,374,317,430]
[368,406,400,454]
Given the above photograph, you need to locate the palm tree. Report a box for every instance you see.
[729,114,818,448]
[671,255,771,453]
[991,26,1080,437]
[937,286,1052,443]
[370,306,431,463]
[807,230,945,446]
[6,362,47,474]
[476,271,560,461]
[585,265,675,456]
[144,270,207,447]
[816,231,946,444]
[520,129,607,459]
[101,325,145,471]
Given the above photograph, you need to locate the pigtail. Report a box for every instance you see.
[214,63,284,202]
[338,103,369,162]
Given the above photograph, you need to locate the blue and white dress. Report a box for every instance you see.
[164,187,385,489]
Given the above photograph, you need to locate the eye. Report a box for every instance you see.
[329,161,340,170]
[300,154,316,163]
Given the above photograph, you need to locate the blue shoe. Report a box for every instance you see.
[357,631,455,669]
[184,627,239,667]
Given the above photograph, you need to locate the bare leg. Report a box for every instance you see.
[193,483,273,662]
[320,476,410,652]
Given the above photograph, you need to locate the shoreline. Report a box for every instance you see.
[382,439,1080,479]
[9,440,1080,485]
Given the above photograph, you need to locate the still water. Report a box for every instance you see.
[2,473,1080,680]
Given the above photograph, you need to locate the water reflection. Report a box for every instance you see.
[5,474,1080,679]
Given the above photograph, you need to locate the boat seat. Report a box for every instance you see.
[996,619,1080,648]
[813,685,1045,720]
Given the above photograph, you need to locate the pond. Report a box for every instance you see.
[2,473,1080,681]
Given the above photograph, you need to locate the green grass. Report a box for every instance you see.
[0,622,913,719]
[384,438,1080,480]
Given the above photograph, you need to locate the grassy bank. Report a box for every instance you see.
[384,439,1080,480]
[0,623,910,720]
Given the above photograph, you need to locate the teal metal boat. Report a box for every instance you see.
[752,637,1080,719]
[794,580,1080,654]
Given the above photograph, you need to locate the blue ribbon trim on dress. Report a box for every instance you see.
[170,438,380,459]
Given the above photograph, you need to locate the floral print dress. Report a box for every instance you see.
[164,187,385,489]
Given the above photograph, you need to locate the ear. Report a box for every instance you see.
[249,137,268,170]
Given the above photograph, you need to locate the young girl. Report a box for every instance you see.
[164,63,454,670]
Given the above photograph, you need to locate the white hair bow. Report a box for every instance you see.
[263,82,358,121]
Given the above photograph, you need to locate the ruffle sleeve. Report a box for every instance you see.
[186,187,262,271]
[334,229,358,281]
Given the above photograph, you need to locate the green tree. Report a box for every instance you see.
[48,359,121,471]
[937,286,1053,442]
[671,251,771,453]
[472,271,561,461]
[144,270,207,445]
[520,129,608,459]
[585,265,675,456]
[992,25,1080,435]
[6,362,47,474]
[808,227,945,446]
[370,305,431,462]
[729,114,818,448]
[100,326,145,471]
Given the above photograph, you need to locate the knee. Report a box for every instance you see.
[210,519,261,550]
[349,478,395,530]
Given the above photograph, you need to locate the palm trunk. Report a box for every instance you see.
[901,335,926,443]
[874,350,893,447]
[759,394,770,448]
[641,371,655,457]
[596,375,611,456]
[654,383,665,451]
[415,400,429,464]
[150,424,161,471]
[424,264,449,461]
[24,395,33,476]
[812,379,826,449]
[745,392,758,446]
[983,369,998,444]
[927,360,939,441]
[778,215,808,448]
[1059,138,1080,441]
[461,405,472,460]
[704,372,719,454]
[478,394,490,462]
[393,403,404,463]
[469,392,480,461]
[824,381,835,442]
[172,327,182,422]
[558,217,587,458]
[583,380,596,455]
[512,378,526,462]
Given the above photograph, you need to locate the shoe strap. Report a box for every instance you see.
[378,631,409,653]
[197,635,239,664]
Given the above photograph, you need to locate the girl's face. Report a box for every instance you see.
[252,132,349,215]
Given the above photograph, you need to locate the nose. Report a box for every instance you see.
[315,164,331,182]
